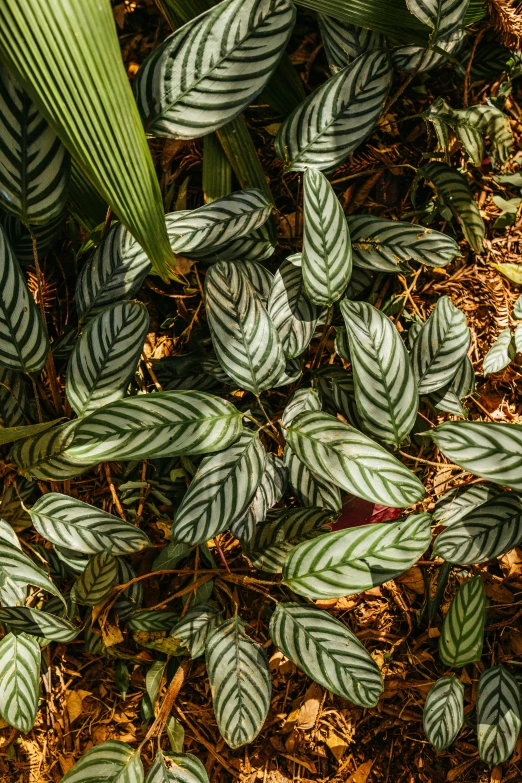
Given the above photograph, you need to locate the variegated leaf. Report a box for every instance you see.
[433,483,502,527]
[318,15,387,73]
[315,366,361,428]
[0,212,63,266]
[392,31,465,74]
[477,666,522,766]
[169,603,220,659]
[423,676,464,753]
[0,632,40,733]
[439,575,485,667]
[10,420,95,481]
[284,447,342,512]
[0,606,78,642]
[127,610,179,633]
[60,741,144,783]
[0,365,27,427]
[406,0,469,38]
[515,322,522,354]
[146,751,209,783]
[241,260,274,306]
[334,325,350,360]
[75,550,119,606]
[0,536,63,604]
[267,255,321,358]
[429,354,475,415]
[191,229,275,266]
[281,387,322,431]
[483,328,515,376]
[230,453,287,545]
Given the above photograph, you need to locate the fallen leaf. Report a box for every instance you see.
[510,630,522,656]
[297,682,323,730]
[500,548,522,579]
[326,726,348,761]
[396,566,424,594]
[279,753,316,774]
[101,623,124,648]
[65,689,91,724]
[347,759,373,783]
[484,578,513,603]
[58,756,75,775]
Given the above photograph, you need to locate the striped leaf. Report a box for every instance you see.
[0,226,49,372]
[0,67,69,224]
[406,0,469,38]
[135,0,295,139]
[411,295,470,394]
[477,666,522,766]
[318,15,387,72]
[392,31,465,73]
[146,751,209,783]
[230,453,287,545]
[483,328,515,376]
[433,483,502,527]
[281,388,322,431]
[0,606,79,642]
[75,222,151,321]
[0,632,40,733]
[0,211,63,266]
[315,366,361,428]
[169,603,220,659]
[284,447,342,512]
[206,615,271,748]
[0,537,64,603]
[302,169,352,306]
[423,676,464,753]
[334,325,350,360]
[439,575,485,667]
[283,513,432,599]
[429,354,475,415]
[515,323,522,354]
[66,301,149,417]
[275,50,392,172]
[127,610,179,633]
[241,260,274,307]
[0,366,27,427]
[60,741,144,783]
[341,299,418,447]
[29,493,151,555]
[10,420,96,481]
[245,506,334,573]
[267,255,321,359]
[434,493,522,564]
[205,260,285,394]
[75,551,119,606]
[269,602,383,707]
[348,215,460,272]
[430,421,522,490]
[286,411,425,507]
[171,430,266,545]
[66,391,242,463]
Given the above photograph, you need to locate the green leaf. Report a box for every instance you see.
[145,661,165,709]
[428,355,475,416]
[60,741,144,783]
[275,50,392,172]
[0,227,49,372]
[0,536,64,604]
[281,387,322,431]
[318,15,386,72]
[411,295,470,394]
[286,410,425,507]
[29,492,151,555]
[439,575,485,667]
[135,0,295,139]
[1,210,63,266]
[0,606,79,642]
[0,418,64,447]
[492,263,522,285]
[406,0,469,38]
[0,0,175,279]
[430,420,522,490]
[67,390,242,463]
[434,493,522,564]
[283,513,431,599]
[66,301,149,417]
[284,447,342,512]
[341,299,418,446]
[483,328,515,376]
[203,133,232,203]
[433,483,502,527]
[269,602,383,706]
[127,610,179,633]
[334,325,350,360]
[75,223,152,321]
[11,420,95,481]
[171,430,266,545]
[0,365,27,428]
[169,603,220,658]
[302,169,352,305]
[514,294,522,319]
[477,666,522,766]
[76,551,119,606]
[423,676,464,753]
[206,615,271,748]
[515,323,522,354]
[205,260,285,394]
[315,366,361,428]
[230,453,287,545]
[348,214,460,272]
[146,751,209,783]
[0,632,40,733]
[267,255,321,359]
[217,115,274,209]
[0,66,69,224]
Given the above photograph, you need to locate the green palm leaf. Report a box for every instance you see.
[66,301,149,417]
[0,366,27,428]
[269,602,383,706]
[348,215,460,272]
[318,15,386,72]
[76,551,119,606]
[171,431,266,545]
[477,666,522,766]
[206,615,271,748]
[0,67,69,225]
[230,453,287,545]
[11,420,95,481]
[0,227,49,372]
[286,410,425,507]
[341,299,418,446]
[60,741,144,783]
[0,632,40,733]
[283,513,431,599]
[205,260,285,394]
[423,676,464,753]
[169,603,220,659]
[483,328,515,376]
[411,295,470,394]
[284,447,342,512]
[146,751,209,783]
[0,606,79,642]
[439,575,485,667]
[267,255,321,359]
[275,50,392,171]
[29,493,151,555]
[135,0,295,139]
[433,483,502,527]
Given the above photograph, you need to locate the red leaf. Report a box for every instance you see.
[330,495,402,531]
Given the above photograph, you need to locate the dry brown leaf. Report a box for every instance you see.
[326,727,348,761]
[347,759,374,783]
[499,548,522,579]
[484,578,514,603]
[510,630,522,656]
[396,566,424,594]
[297,682,323,730]
[58,755,75,775]
[279,753,316,774]
[101,623,124,648]
[65,689,91,724]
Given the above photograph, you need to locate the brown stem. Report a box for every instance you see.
[103,463,126,520]
[140,658,190,749]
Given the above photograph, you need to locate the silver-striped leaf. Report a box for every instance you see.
[194,229,275,266]
[75,550,119,606]
[406,0,469,39]
[127,610,179,633]
[0,226,49,372]
[318,15,387,73]
[29,493,151,555]
[281,387,322,431]
[0,537,64,604]
[0,211,63,266]
[0,632,40,733]
[334,325,350,360]
[66,391,242,463]
[66,301,149,417]
[205,260,285,394]
[0,365,27,427]
[275,50,392,172]
[483,328,515,376]
[269,602,383,707]
[267,255,321,358]
[302,168,352,306]
[241,260,274,307]
[135,0,295,139]
[433,483,502,527]
[286,410,425,507]
[146,751,209,783]
[169,603,220,659]
[392,31,465,74]
[348,214,460,272]
[411,295,470,394]
[515,322,522,354]
[315,366,361,428]
[283,513,432,599]
[341,299,418,446]
[514,293,522,319]
[229,453,287,545]
[171,430,266,545]
[284,447,342,512]
[10,420,95,481]
[206,615,271,748]
[477,666,522,766]
[0,606,79,642]
[429,354,475,415]
[423,676,464,753]
[439,575,485,667]
[0,66,69,224]
[60,741,144,783]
